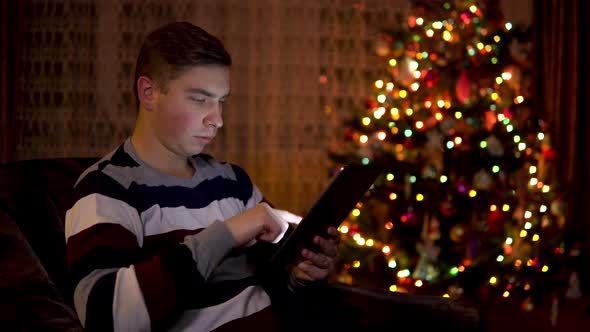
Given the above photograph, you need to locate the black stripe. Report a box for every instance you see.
[184,276,259,310]
[85,272,116,332]
[74,166,253,214]
[74,170,137,208]
[100,145,140,169]
[160,244,206,310]
[69,247,140,287]
[126,175,251,212]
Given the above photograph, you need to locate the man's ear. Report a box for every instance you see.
[137,76,156,111]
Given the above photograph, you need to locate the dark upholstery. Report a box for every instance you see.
[0,158,481,331]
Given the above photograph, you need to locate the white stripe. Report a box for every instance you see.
[65,193,144,246]
[141,197,244,237]
[167,286,271,332]
[112,265,151,332]
[74,268,119,326]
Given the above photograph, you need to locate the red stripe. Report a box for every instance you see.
[66,223,138,266]
[134,254,178,326]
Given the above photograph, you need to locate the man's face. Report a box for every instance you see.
[150,65,230,158]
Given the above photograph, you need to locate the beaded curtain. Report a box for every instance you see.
[14,0,530,214]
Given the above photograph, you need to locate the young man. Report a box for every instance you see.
[65,22,339,331]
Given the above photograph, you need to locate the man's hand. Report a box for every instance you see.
[224,203,283,247]
[292,227,340,281]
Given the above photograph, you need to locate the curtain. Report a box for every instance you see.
[535,0,590,290]
[0,1,24,162]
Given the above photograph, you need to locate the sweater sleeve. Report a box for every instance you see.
[65,175,234,331]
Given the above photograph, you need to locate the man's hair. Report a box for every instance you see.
[133,21,232,108]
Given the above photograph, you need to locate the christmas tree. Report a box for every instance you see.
[330,0,570,308]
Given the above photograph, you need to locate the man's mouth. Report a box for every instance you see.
[194,136,213,143]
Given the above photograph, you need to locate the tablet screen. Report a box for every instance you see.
[269,164,382,267]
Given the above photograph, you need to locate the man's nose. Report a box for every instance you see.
[205,104,223,129]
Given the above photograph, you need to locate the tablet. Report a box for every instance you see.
[269,164,382,267]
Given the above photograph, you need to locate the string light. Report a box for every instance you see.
[375,80,384,88]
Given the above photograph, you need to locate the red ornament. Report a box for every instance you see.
[486,210,506,233]
[424,69,439,88]
[455,70,471,104]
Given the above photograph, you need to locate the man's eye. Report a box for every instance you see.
[190,97,206,103]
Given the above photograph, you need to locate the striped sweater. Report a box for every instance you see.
[65,139,288,331]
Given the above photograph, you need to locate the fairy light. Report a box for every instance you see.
[366,239,375,247]
[496,77,503,84]
[386,82,394,91]
[490,204,497,211]
[388,258,397,268]
[477,42,484,50]
[455,111,463,119]
[399,90,408,98]
[397,269,410,278]
[426,29,434,37]
[497,255,504,262]
[542,265,549,272]
[469,5,477,13]
[389,193,398,200]
[410,82,420,91]
[440,175,448,183]
[356,237,366,246]
[480,141,488,148]
[382,246,391,255]
[532,234,540,241]
[437,100,445,108]
[352,209,361,217]
[375,80,384,89]
[415,121,424,129]
[433,21,443,29]
[505,237,513,245]
[530,178,538,186]
[540,205,547,213]
[359,135,368,144]
[416,17,424,25]
[497,113,505,121]
[489,276,498,285]
[435,112,443,120]
[515,96,524,104]
[503,291,510,298]
[353,260,361,268]
[377,94,387,103]
[446,141,455,149]
[538,132,545,140]
[416,193,424,201]
[389,59,397,67]
[518,143,526,151]
[454,137,462,145]
[443,30,452,41]
[494,35,501,43]
[385,222,394,230]
[339,225,349,233]
[502,204,510,212]
[529,165,537,174]
[362,117,371,126]
[524,222,532,230]
[524,211,532,219]
[505,22,513,30]
[542,185,550,193]
[506,124,514,132]
[469,190,477,197]
[492,165,500,173]
[386,173,394,181]
[413,71,422,79]
[415,280,424,287]
[520,230,527,237]
[404,129,413,137]
[406,108,414,116]
[485,45,492,52]
[389,285,398,292]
